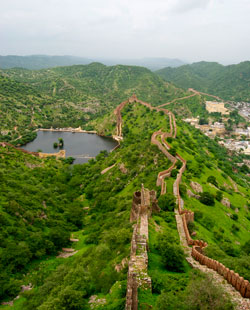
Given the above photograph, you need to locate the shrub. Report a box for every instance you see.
[231,214,238,221]
[156,234,185,273]
[184,271,234,310]
[158,194,176,212]
[215,190,223,202]
[199,192,215,206]
[187,221,195,234]
[207,175,218,187]
[242,239,250,255]
[195,210,203,221]
[232,224,239,233]
[171,169,178,178]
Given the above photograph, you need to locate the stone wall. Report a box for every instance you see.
[114,95,250,308]
[192,246,250,298]
[126,185,159,310]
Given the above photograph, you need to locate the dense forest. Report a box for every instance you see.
[156,61,250,102]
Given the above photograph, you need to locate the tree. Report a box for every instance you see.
[200,192,215,206]
[58,138,64,147]
[156,234,185,272]
[207,175,218,187]
[215,191,223,202]
[158,194,176,211]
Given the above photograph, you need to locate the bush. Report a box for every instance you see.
[158,194,176,212]
[171,169,178,178]
[242,239,250,255]
[199,192,215,206]
[215,190,223,202]
[207,175,218,187]
[231,214,238,221]
[184,271,234,310]
[156,234,185,272]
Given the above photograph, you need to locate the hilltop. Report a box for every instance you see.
[156,61,250,102]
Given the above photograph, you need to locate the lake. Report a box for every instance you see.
[21,131,118,164]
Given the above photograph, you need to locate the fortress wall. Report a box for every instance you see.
[126,186,159,310]
[192,246,250,298]
[115,95,250,305]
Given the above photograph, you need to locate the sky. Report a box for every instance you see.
[0,0,250,64]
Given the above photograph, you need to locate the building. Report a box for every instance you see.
[206,101,229,115]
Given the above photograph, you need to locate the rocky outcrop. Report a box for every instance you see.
[221,197,231,208]
[187,189,201,199]
[190,181,203,193]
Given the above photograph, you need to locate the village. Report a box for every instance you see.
[184,101,250,156]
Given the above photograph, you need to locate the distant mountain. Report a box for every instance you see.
[95,57,186,71]
[0,62,185,143]
[156,61,250,101]
[0,55,93,70]
[0,55,185,71]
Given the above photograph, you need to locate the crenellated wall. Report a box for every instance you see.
[192,246,250,298]
[114,95,250,310]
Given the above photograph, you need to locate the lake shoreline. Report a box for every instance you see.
[37,128,97,134]
[20,130,118,164]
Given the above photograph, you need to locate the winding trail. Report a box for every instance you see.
[157,87,224,108]
[115,95,250,310]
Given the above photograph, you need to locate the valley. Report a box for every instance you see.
[0,63,249,310]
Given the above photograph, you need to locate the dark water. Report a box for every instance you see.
[21,131,118,164]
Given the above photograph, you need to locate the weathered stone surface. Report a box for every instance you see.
[187,189,200,199]
[190,181,203,193]
[221,197,231,207]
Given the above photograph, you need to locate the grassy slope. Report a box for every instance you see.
[0,104,173,309]
[1,99,249,309]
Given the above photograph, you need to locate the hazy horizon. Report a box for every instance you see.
[1,0,250,65]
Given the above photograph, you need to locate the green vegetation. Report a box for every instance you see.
[0,63,186,144]
[156,61,250,101]
[1,63,250,309]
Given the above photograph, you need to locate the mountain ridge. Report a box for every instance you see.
[156,61,250,102]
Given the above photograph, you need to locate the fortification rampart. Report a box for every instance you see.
[192,246,250,298]
[126,185,158,310]
[152,109,250,300]
[114,95,250,310]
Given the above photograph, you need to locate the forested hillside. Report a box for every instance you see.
[0,63,186,144]
[1,97,249,309]
[156,61,250,102]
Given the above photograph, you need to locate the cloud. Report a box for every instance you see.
[0,0,249,63]
[172,0,212,13]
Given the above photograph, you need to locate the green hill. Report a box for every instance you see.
[0,63,185,145]
[0,55,92,70]
[156,61,250,102]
